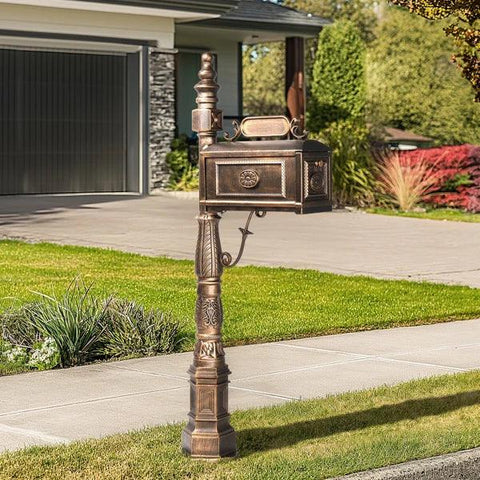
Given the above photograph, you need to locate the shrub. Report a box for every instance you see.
[377,152,438,211]
[103,299,182,358]
[309,20,366,132]
[0,281,183,372]
[400,145,480,212]
[23,283,109,367]
[314,119,376,206]
[166,136,199,191]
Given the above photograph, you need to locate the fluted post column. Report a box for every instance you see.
[181,52,236,459]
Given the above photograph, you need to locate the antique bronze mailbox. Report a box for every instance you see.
[200,136,332,214]
[182,53,332,460]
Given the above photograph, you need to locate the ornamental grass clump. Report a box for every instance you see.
[377,152,438,211]
[18,282,109,367]
[0,280,183,373]
[103,299,182,358]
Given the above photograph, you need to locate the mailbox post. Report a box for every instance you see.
[181,52,236,459]
[182,52,332,459]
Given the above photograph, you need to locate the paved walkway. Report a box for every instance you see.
[1,194,480,287]
[1,319,479,452]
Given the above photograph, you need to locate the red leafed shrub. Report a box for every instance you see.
[400,145,480,212]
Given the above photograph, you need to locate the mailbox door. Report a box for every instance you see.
[200,151,299,212]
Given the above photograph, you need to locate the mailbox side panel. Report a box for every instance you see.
[296,151,333,214]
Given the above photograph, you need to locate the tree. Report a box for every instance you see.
[367,7,480,145]
[242,43,285,116]
[282,0,378,43]
[309,20,366,131]
[390,0,480,101]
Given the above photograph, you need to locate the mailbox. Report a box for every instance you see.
[199,137,332,214]
[183,53,334,461]
[199,140,332,213]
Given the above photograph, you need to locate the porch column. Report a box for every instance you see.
[285,37,305,129]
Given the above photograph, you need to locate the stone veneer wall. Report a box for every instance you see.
[149,48,176,191]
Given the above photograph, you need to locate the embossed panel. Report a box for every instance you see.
[198,389,215,415]
[215,158,287,197]
[304,160,329,200]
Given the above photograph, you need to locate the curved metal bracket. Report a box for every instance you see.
[224,119,241,142]
[289,118,308,140]
[221,210,267,267]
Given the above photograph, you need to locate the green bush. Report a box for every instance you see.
[0,281,183,373]
[314,119,376,206]
[0,340,29,374]
[443,173,473,192]
[309,21,366,132]
[103,299,182,358]
[165,136,199,191]
[20,282,108,367]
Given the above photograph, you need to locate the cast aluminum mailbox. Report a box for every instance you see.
[199,137,332,214]
[182,52,334,460]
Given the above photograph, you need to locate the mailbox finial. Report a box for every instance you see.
[192,52,223,149]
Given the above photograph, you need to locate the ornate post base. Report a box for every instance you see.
[182,212,237,459]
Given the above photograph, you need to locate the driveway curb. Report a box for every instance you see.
[334,447,480,479]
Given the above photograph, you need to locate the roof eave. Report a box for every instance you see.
[75,0,240,15]
[187,18,330,36]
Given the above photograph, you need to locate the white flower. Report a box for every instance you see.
[28,337,60,369]
[5,346,27,363]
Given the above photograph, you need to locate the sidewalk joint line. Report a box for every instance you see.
[0,385,186,419]
[232,357,369,381]
[107,364,188,381]
[230,386,299,401]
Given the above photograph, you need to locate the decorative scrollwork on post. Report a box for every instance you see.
[196,296,222,328]
[182,53,237,460]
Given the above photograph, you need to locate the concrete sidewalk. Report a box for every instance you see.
[1,318,479,452]
[1,194,480,287]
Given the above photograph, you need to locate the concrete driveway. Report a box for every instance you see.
[1,193,479,287]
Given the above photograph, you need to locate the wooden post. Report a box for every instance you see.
[286,37,306,129]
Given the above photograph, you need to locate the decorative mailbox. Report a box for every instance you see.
[182,52,333,460]
[200,137,332,214]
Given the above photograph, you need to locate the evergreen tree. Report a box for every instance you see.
[309,21,366,132]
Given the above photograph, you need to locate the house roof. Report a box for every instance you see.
[384,127,433,143]
[75,0,240,15]
[186,0,330,35]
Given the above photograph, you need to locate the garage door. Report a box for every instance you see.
[0,48,139,195]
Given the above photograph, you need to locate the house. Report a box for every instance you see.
[382,127,434,151]
[0,0,328,196]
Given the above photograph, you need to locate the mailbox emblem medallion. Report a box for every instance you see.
[239,169,259,189]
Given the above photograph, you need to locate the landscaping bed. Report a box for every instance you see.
[0,370,479,479]
[2,240,480,375]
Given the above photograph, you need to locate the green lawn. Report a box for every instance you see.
[1,240,480,351]
[368,207,480,223]
[1,371,479,479]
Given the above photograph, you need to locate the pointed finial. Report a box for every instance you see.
[192,52,223,149]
